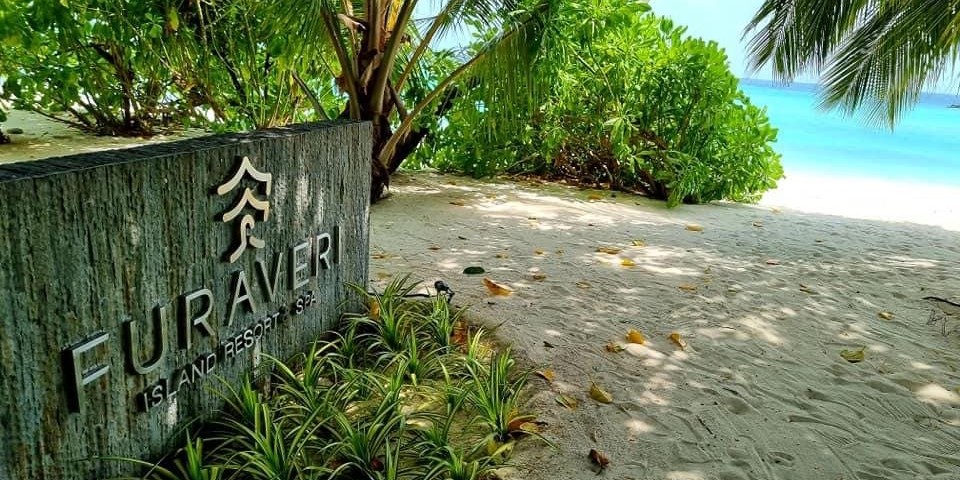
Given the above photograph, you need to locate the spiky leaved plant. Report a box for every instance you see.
[217,399,333,480]
[348,274,421,354]
[108,436,224,480]
[465,349,534,446]
[424,445,494,480]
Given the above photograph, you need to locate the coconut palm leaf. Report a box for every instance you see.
[745,0,960,125]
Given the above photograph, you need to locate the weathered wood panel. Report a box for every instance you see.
[0,122,371,479]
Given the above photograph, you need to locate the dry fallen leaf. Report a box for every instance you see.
[507,415,537,433]
[555,249,565,254]
[878,311,894,320]
[620,258,636,267]
[765,259,780,265]
[556,394,578,410]
[518,422,541,434]
[428,246,441,251]
[531,273,548,281]
[605,342,624,353]
[589,383,613,404]
[631,239,646,247]
[685,224,704,232]
[678,283,698,293]
[589,449,610,473]
[576,281,592,289]
[371,252,389,259]
[534,249,545,255]
[543,341,556,348]
[495,253,509,259]
[752,221,763,228]
[483,277,513,296]
[449,200,467,206]
[368,298,381,321]
[799,284,815,294]
[536,369,556,383]
[626,329,645,344]
[669,332,687,350]
[588,194,603,201]
[597,246,622,255]
[840,347,865,363]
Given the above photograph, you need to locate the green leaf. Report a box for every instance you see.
[840,347,866,363]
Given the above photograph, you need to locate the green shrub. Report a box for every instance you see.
[416,0,783,206]
[114,276,539,480]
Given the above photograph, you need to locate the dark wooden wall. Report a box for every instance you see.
[0,122,371,479]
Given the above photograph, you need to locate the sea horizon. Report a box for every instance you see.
[739,78,960,189]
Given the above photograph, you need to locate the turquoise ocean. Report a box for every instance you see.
[739,79,960,188]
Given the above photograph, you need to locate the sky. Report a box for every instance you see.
[649,0,767,79]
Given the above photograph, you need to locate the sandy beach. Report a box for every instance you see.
[2,113,959,478]
[370,172,960,480]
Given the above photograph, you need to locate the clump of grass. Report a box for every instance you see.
[115,275,544,480]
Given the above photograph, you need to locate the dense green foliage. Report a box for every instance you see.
[0,1,337,134]
[118,276,541,480]
[0,0,560,199]
[417,1,783,205]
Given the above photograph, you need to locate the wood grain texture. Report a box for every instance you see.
[0,122,371,479]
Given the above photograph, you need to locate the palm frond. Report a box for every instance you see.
[745,0,960,125]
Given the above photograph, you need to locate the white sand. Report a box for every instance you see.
[0,110,205,164]
[370,172,960,480]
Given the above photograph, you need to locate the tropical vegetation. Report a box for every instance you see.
[416,1,783,206]
[745,0,960,126]
[115,275,543,480]
[0,0,561,199]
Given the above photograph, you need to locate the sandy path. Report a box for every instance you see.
[0,110,205,164]
[370,172,960,480]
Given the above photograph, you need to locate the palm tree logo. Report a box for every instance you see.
[215,156,273,263]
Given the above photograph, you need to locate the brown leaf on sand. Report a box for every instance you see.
[483,277,513,296]
[798,284,816,294]
[620,258,636,267]
[631,239,647,247]
[536,369,556,383]
[669,332,687,350]
[878,311,894,320]
[428,246,441,251]
[534,249,545,255]
[685,223,704,232]
[449,200,467,206]
[495,253,509,259]
[368,298,381,321]
[507,415,537,433]
[372,252,389,259]
[765,259,780,265]
[543,341,556,348]
[576,281,592,289]
[678,283,698,293]
[451,321,468,346]
[531,273,548,281]
[556,394,578,409]
[589,449,611,473]
[597,246,622,255]
[752,221,764,228]
[626,329,645,344]
[605,342,624,353]
[589,383,613,404]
